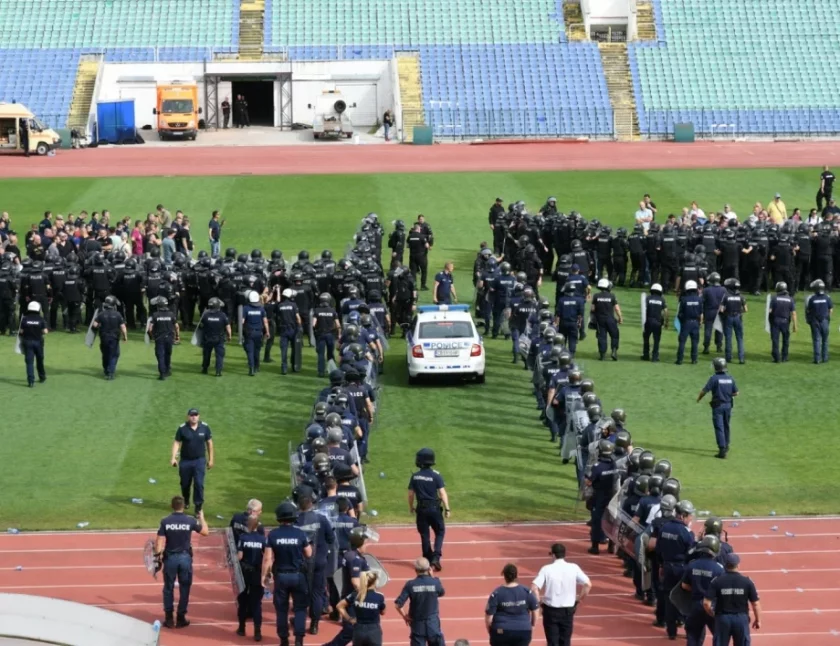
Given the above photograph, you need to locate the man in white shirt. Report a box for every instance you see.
[530,543,592,646]
[722,204,737,222]
[635,201,653,233]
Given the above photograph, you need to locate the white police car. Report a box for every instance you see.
[406,305,485,384]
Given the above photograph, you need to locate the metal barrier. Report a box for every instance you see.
[640,107,840,139]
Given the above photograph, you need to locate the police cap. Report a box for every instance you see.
[415,447,436,468]
[275,501,298,523]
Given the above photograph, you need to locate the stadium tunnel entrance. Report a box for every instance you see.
[231,79,274,126]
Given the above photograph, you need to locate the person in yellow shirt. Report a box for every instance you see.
[767,193,787,224]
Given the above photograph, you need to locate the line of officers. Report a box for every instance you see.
[486,197,840,296]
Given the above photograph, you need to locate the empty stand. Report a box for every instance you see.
[0,50,81,128]
[629,0,840,136]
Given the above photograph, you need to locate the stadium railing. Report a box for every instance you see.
[400,108,615,140]
[639,107,840,139]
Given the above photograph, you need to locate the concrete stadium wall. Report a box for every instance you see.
[95,60,392,130]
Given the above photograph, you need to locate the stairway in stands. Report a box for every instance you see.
[636,2,657,40]
[563,2,587,41]
[396,52,425,143]
[598,43,639,140]
[66,58,99,133]
[238,0,265,59]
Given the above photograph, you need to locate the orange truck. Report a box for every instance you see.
[152,82,201,140]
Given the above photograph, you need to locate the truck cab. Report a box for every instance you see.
[153,83,201,140]
[0,103,61,156]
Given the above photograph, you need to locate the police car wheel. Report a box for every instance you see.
[475,372,486,384]
[408,374,419,385]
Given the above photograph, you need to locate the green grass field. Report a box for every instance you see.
[1,167,836,531]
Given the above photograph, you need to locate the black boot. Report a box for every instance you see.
[254,626,262,642]
[237,621,246,636]
[164,612,175,629]
[175,613,190,628]
[308,618,319,635]
[295,637,304,646]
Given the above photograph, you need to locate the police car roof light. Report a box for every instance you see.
[416,304,470,313]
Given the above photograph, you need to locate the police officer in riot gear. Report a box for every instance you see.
[199,297,231,376]
[408,448,450,571]
[806,279,834,363]
[91,295,128,379]
[592,278,623,361]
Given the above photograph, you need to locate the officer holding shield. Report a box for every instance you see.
[680,536,724,646]
[653,500,696,641]
[408,448,450,572]
[296,485,335,635]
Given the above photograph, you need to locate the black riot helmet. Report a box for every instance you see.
[647,474,664,495]
[654,459,672,478]
[567,369,582,385]
[611,408,626,424]
[598,439,615,458]
[298,250,310,261]
[634,474,651,496]
[322,249,333,261]
[225,247,237,260]
[662,477,681,499]
[538,297,551,311]
[251,249,263,260]
[582,391,599,408]
[312,453,331,475]
[707,272,721,285]
[638,450,655,473]
[312,401,329,421]
[704,517,723,537]
[271,249,283,261]
[558,351,572,368]
[319,293,332,306]
[415,447,436,468]
[329,369,345,385]
[237,253,249,264]
[549,346,565,362]
[587,404,602,422]
[275,501,298,523]
[614,430,631,449]
[580,378,595,393]
[500,261,512,275]
[103,295,119,310]
[713,357,727,373]
[697,535,721,556]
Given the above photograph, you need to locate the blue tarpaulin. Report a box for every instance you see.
[96,99,136,144]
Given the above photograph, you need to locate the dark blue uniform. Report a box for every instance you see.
[701,372,738,452]
[485,584,538,646]
[655,519,696,638]
[94,309,124,378]
[588,457,618,549]
[395,575,446,646]
[806,293,833,363]
[328,513,361,609]
[296,509,336,621]
[592,291,619,357]
[200,310,229,374]
[408,468,446,564]
[230,511,266,543]
[511,299,538,362]
[149,308,177,377]
[491,274,517,337]
[704,571,759,646]
[677,293,702,364]
[242,303,267,373]
[346,589,386,646]
[702,285,726,353]
[720,293,746,363]
[19,313,47,385]
[267,524,311,640]
[175,421,212,512]
[642,292,667,362]
[556,294,584,355]
[276,299,301,371]
[157,512,201,617]
[434,270,454,305]
[325,549,370,646]
[314,305,340,375]
[237,530,268,629]
[768,293,795,362]
[681,556,724,646]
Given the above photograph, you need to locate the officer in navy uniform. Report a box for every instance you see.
[153,496,209,629]
[680,536,724,646]
[647,494,678,619]
[198,297,231,376]
[719,279,747,365]
[394,557,446,646]
[231,499,265,543]
[585,440,618,555]
[591,278,623,361]
[328,498,362,617]
[653,500,696,641]
[701,517,734,566]
[433,262,457,305]
[408,448,450,572]
[170,408,215,513]
[703,554,762,646]
[314,292,341,377]
[805,279,833,363]
[276,288,303,374]
[147,297,180,380]
[555,282,584,356]
[768,282,797,363]
[263,501,312,646]
[675,280,702,365]
[324,529,370,646]
[702,273,726,355]
[91,295,127,380]
[697,358,739,459]
[641,283,667,362]
[242,290,270,376]
[19,301,48,387]
[237,514,268,641]
[295,484,336,635]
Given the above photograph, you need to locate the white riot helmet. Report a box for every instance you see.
[651,283,663,293]
[597,278,610,290]
[282,288,294,299]
[27,301,41,313]
[248,290,260,304]
[685,280,698,291]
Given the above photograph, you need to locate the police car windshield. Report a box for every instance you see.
[419,321,474,339]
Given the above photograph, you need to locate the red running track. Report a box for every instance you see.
[2,518,840,645]
[0,140,835,179]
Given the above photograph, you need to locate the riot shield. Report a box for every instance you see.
[372,316,390,352]
[13,317,22,355]
[350,443,368,503]
[144,329,151,346]
[764,293,772,333]
[601,492,643,556]
[561,392,583,461]
[84,308,99,348]
[326,359,338,373]
[713,313,723,334]
[500,307,511,336]
[640,293,647,327]
[237,305,244,344]
[308,309,316,347]
[518,333,531,361]
[315,504,340,579]
[224,527,246,597]
[143,538,161,579]
[674,317,682,334]
[289,440,303,490]
[294,330,303,372]
[191,313,206,347]
[669,582,694,617]
[364,553,389,589]
[638,530,652,592]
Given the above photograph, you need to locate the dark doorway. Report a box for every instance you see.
[231,80,274,126]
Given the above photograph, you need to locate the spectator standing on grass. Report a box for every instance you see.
[530,543,591,646]
[635,200,653,233]
[485,563,538,646]
[643,194,657,221]
[162,228,176,265]
[176,217,193,258]
[383,110,394,141]
[818,165,835,212]
[131,220,144,256]
[157,204,173,229]
[767,193,787,224]
[208,210,224,258]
